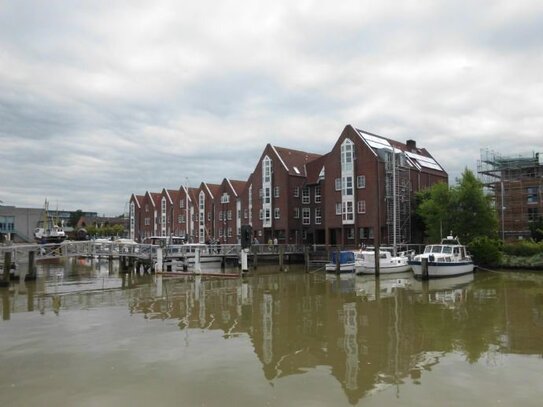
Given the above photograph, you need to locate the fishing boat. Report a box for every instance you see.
[325,250,357,273]
[34,199,66,244]
[355,248,412,275]
[408,235,474,278]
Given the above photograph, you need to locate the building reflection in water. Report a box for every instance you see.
[3,265,543,404]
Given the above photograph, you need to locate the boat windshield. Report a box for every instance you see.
[424,246,433,254]
[442,246,453,254]
[431,246,443,253]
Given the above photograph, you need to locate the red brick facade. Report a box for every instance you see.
[130,124,448,246]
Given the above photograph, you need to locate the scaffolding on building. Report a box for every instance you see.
[477,149,543,240]
[384,150,411,247]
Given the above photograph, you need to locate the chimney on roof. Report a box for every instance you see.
[406,139,417,152]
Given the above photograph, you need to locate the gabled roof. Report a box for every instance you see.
[306,154,328,185]
[150,192,162,208]
[131,194,144,208]
[273,145,322,176]
[354,127,445,173]
[228,179,247,197]
[203,182,221,199]
[167,189,180,204]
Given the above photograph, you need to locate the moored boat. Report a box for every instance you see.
[355,248,412,275]
[408,235,474,278]
[325,250,357,273]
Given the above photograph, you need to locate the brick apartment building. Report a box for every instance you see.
[129,124,448,246]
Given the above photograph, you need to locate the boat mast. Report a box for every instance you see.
[392,147,397,256]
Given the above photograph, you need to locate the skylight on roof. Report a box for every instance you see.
[405,152,442,171]
[293,166,300,174]
[357,130,393,151]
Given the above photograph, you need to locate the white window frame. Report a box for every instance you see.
[335,178,341,191]
[314,185,321,203]
[302,187,310,204]
[336,203,342,215]
[302,208,310,225]
[294,208,300,219]
[357,200,366,214]
[315,207,322,225]
[274,207,280,219]
[357,175,366,189]
[274,186,280,198]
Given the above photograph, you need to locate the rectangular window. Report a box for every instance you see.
[294,187,300,197]
[228,227,232,237]
[274,208,280,219]
[527,187,539,204]
[207,212,211,221]
[180,200,185,208]
[259,209,263,220]
[302,230,307,240]
[342,176,353,196]
[359,227,374,239]
[357,200,366,214]
[265,188,271,204]
[302,187,310,204]
[178,215,185,224]
[528,207,539,221]
[219,211,223,221]
[274,186,280,198]
[294,208,300,219]
[335,178,341,191]
[343,201,354,221]
[227,210,232,220]
[302,208,310,225]
[244,209,248,219]
[314,185,321,203]
[347,228,354,240]
[144,217,150,226]
[336,203,342,215]
[315,208,322,224]
[357,175,366,189]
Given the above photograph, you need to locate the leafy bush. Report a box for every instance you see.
[502,240,543,257]
[468,236,503,266]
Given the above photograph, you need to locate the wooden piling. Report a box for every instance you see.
[25,251,36,281]
[304,246,310,272]
[1,252,11,287]
[279,245,284,271]
[252,245,258,269]
[2,289,9,320]
[335,248,340,274]
[374,243,380,276]
[421,258,429,280]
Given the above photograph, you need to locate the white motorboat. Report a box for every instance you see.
[355,248,412,275]
[409,235,474,278]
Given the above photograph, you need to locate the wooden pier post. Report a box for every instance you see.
[421,258,429,280]
[304,245,310,273]
[25,251,36,281]
[279,245,285,271]
[252,245,258,270]
[374,243,380,277]
[2,288,9,320]
[1,252,11,287]
[335,248,340,274]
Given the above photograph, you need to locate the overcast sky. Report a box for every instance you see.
[1,0,542,215]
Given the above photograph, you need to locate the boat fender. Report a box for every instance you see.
[429,255,434,262]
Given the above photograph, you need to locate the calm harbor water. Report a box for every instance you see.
[1,259,543,406]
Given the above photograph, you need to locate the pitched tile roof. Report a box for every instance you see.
[273,146,322,176]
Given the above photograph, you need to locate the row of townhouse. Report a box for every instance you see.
[129,124,448,247]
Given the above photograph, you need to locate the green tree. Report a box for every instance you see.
[529,216,543,242]
[417,169,498,244]
[416,181,454,242]
[452,169,498,243]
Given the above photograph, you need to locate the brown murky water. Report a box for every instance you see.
[1,259,543,406]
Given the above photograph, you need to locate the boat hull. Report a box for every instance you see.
[356,263,412,275]
[409,261,474,278]
[325,262,356,273]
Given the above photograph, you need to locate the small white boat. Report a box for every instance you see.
[325,251,357,273]
[409,235,474,278]
[355,248,412,275]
